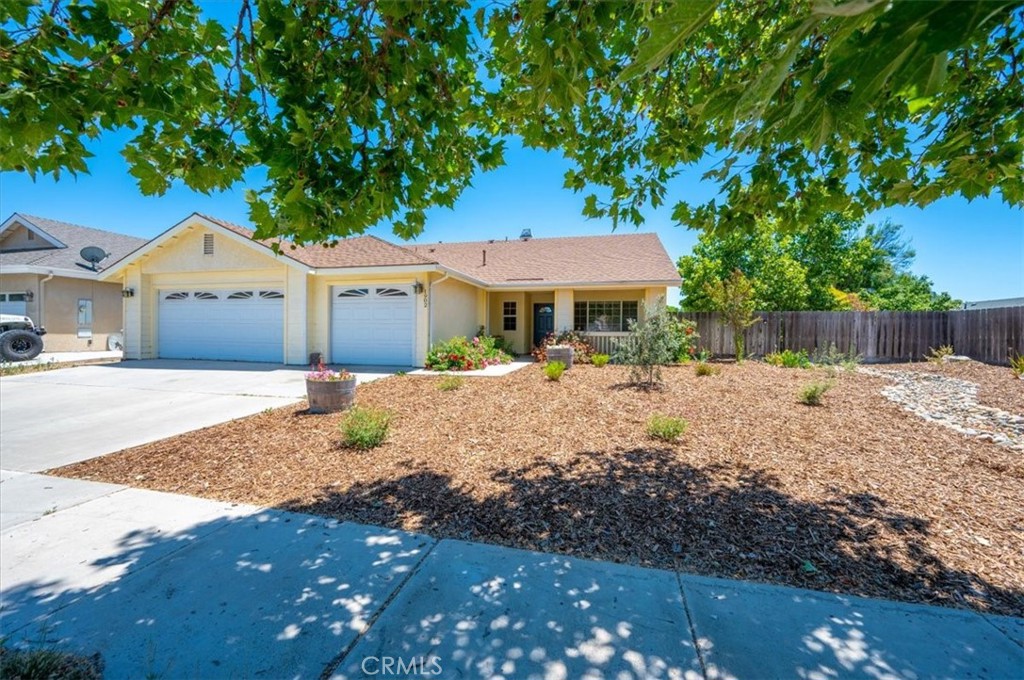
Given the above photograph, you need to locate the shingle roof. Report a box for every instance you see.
[0,213,147,273]
[406,233,681,286]
[198,214,435,268]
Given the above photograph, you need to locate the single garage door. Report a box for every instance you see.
[158,289,284,362]
[331,285,415,365]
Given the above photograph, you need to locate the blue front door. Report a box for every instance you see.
[533,303,554,348]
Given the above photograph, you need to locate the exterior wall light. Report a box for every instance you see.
[413,282,425,295]
[122,288,135,298]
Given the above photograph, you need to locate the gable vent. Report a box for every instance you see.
[203,233,214,255]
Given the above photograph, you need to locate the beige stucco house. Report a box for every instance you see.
[100,213,681,366]
[0,213,146,352]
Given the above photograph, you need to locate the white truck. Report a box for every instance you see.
[0,314,46,361]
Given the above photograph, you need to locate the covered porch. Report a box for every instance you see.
[483,286,667,355]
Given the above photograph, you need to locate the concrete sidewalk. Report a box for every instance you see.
[1,473,1020,679]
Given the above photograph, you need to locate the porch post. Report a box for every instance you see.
[554,289,574,332]
[477,289,488,334]
[644,286,666,311]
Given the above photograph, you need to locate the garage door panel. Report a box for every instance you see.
[158,289,283,362]
[331,285,415,365]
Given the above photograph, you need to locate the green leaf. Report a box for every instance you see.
[618,1,718,82]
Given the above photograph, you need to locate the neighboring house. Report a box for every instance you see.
[963,297,1024,310]
[100,213,681,366]
[0,213,146,352]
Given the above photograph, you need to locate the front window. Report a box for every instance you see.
[573,301,639,332]
[503,301,517,331]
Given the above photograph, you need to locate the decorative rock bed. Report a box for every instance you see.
[860,367,1024,451]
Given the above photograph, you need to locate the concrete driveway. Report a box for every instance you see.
[0,359,400,472]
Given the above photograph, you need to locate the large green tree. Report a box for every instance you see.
[677,215,962,311]
[2,0,1021,244]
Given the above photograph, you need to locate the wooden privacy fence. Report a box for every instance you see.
[681,308,1024,364]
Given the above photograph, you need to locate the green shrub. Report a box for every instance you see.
[340,406,392,449]
[925,344,954,364]
[425,335,513,371]
[647,414,688,442]
[1011,352,1024,378]
[613,299,677,388]
[544,360,566,381]
[438,376,464,391]
[798,380,834,406]
[532,330,595,363]
[0,645,103,680]
[694,361,720,377]
[765,349,811,368]
[591,353,610,367]
[811,343,862,371]
[671,317,700,362]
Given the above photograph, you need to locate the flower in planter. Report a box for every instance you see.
[306,359,353,382]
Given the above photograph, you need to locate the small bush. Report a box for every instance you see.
[592,353,610,367]
[798,380,834,406]
[671,317,700,362]
[532,330,595,363]
[340,406,392,449]
[438,376,464,391]
[811,343,862,371]
[544,360,566,381]
[765,349,811,368]
[425,335,513,371]
[926,345,954,364]
[613,299,677,388]
[0,645,103,680]
[647,414,688,442]
[694,361,720,377]
[1009,352,1024,378]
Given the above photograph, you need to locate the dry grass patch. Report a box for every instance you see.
[54,362,1024,617]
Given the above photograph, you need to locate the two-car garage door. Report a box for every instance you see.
[158,289,284,362]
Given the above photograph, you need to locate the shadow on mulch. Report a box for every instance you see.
[279,447,1024,617]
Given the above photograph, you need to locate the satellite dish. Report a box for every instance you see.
[79,246,110,271]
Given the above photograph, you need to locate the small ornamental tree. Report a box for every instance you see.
[613,299,677,388]
[706,269,761,363]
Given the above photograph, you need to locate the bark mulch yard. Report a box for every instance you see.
[53,360,1024,617]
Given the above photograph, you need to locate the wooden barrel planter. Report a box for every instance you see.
[546,345,574,369]
[306,377,356,414]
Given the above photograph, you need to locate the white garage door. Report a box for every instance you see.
[158,289,284,362]
[0,292,28,316]
[331,285,415,365]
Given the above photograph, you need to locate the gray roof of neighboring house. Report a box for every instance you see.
[963,297,1024,310]
[0,213,147,273]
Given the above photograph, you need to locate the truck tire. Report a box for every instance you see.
[0,329,44,361]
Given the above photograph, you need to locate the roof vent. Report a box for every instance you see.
[520,229,532,241]
[203,233,214,255]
